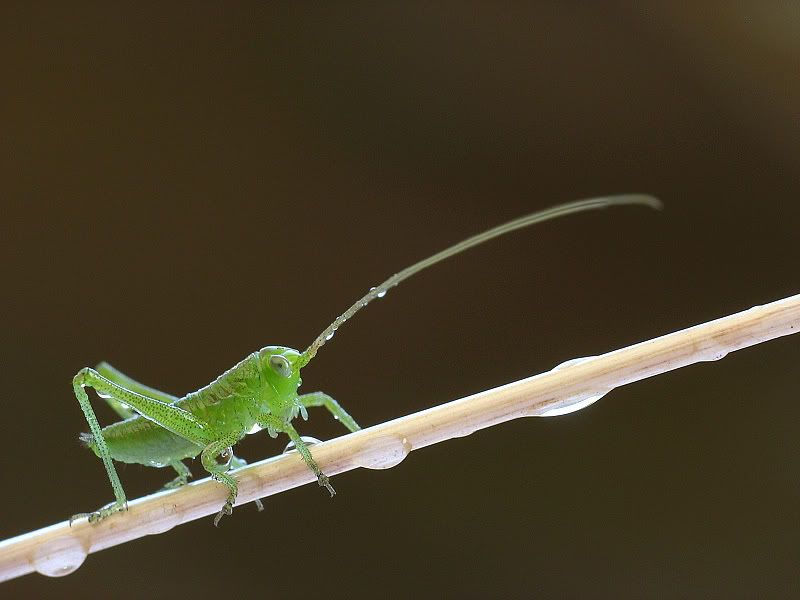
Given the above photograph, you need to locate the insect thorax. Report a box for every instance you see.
[181,348,302,428]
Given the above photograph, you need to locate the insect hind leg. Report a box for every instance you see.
[71,370,128,524]
[95,362,180,404]
[72,366,213,524]
[95,362,181,421]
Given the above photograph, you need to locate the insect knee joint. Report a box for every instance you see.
[73,367,92,386]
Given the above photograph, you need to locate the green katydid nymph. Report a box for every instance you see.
[72,195,661,526]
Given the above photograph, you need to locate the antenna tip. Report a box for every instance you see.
[632,194,663,211]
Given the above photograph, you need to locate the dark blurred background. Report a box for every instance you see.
[2,3,799,598]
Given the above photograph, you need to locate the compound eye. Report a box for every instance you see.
[269,354,292,378]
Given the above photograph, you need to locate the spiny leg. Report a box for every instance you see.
[102,396,135,420]
[298,391,361,433]
[200,432,244,527]
[75,367,213,443]
[95,377,137,420]
[258,414,335,496]
[230,455,264,512]
[72,367,214,523]
[71,372,127,524]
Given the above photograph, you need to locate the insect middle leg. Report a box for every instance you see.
[200,432,245,527]
[72,367,214,523]
[298,391,361,433]
[229,455,264,512]
[160,460,192,489]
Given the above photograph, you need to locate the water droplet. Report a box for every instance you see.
[450,424,478,439]
[283,436,323,454]
[96,391,111,399]
[531,355,608,416]
[31,535,88,577]
[701,348,728,362]
[325,330,336,341]
[247,423,263,435]
[143,503,182,535]
[354,435,412,469]
[370,286,387,298]
[553,355,596,370]
[538,390,608,417]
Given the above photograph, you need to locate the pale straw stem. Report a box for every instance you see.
[1,292,798,583]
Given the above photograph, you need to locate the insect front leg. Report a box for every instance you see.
[72,367,214,523]
[258,414,335,497]
[298,391,361,433]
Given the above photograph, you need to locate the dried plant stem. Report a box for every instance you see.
[1,292,798,583]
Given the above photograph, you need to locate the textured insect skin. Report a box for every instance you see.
[71,195,661,526]
[85,349,302,466]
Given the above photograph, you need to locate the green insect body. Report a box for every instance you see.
[72,195,661,526]
[84,351,302,467]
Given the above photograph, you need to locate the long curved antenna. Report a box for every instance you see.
[300,194,662,366]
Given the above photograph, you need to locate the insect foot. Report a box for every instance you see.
[318,473,336,497]
[161,472,191,491]
[69,501,127,526]
[213,501,233,528]
[162,477,189,490]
